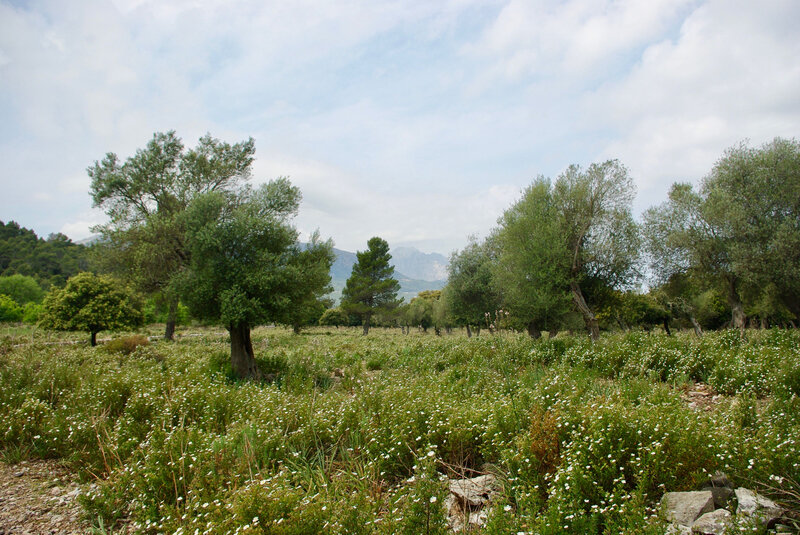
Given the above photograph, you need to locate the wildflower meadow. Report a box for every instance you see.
[1,326,798,533]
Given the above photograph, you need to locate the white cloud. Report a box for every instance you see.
[1,0,798,254]
[583,0,800,211]
[468,0,697,83]
[253,153,518,253]
[59,210,105,241]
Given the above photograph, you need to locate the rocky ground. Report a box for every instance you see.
[0,460,88,535]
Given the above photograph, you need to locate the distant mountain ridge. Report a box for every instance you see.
[390,247,448,282]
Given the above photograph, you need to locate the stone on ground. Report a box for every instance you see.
[735,488,783,527]
[661,491,716,527]
[691,508,732,534]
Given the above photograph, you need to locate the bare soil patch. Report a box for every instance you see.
[0,460,87,535]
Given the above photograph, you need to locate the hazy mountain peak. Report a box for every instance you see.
[389,246,448,282]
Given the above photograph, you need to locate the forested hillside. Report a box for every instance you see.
[0,221,88,288]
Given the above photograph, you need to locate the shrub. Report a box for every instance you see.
[0,274,44,305]
[2,327,799,532]
[21,302,42,324]
[102,335,150,355]
[0,294,23,322]
[38,272,143,346]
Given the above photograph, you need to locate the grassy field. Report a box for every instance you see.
[1,326,799,533]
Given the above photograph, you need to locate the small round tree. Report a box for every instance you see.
[318,307,349,327]
[39,272,143,346]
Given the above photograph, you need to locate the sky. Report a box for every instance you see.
[1,0,798,255]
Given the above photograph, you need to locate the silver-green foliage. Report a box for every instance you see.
[644,138,800,327]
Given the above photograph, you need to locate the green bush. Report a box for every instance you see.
[102,334,150,355]
[0,274,45,305]
[0,294,23,322]
[21,302,42,324]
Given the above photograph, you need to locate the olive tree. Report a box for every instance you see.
[443,238,500,337]
[642,181,744,329]
[406,290,440,333]
[89,131,255,340]
[177,179,332,379]
[642,139,800,331]
[705,138,800,324]
[552,160,640,340]
[493,162,639,340]
[492,179,572,338]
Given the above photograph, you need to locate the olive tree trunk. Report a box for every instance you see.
[663,318,672,336]
[90,331,98,347]
[164,297,178,341]
[526,320,542,339]
[689,315,703,337]
[229,322,262,380]
[727,277,746,335]
[570,281,600,341]
[362,313,371,336]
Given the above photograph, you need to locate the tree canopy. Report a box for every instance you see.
[38,272,143,346]
[89,131,256,340]
[177,179,332,378]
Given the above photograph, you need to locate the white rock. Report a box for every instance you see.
[691,509,731,534]
[449,474,498,508]
[735,488,783,526]
[665,524,692,535]
[661,491,716,526]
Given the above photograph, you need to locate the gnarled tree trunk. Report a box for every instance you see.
[90,331,98,347]
[663,318,672,336]
[466,325,472,338]
[689,315,703,337]
[527,320,541,339]
[362,313,371,336]
[727,277,746,335]
[164,297,178,341]
[570,281,600,341]
[229,322,262,380]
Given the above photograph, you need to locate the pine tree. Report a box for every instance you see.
[341,237,401,335]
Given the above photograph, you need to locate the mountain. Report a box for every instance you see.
[390,246,449,282]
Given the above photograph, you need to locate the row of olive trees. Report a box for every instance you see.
[443,138,800,338]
